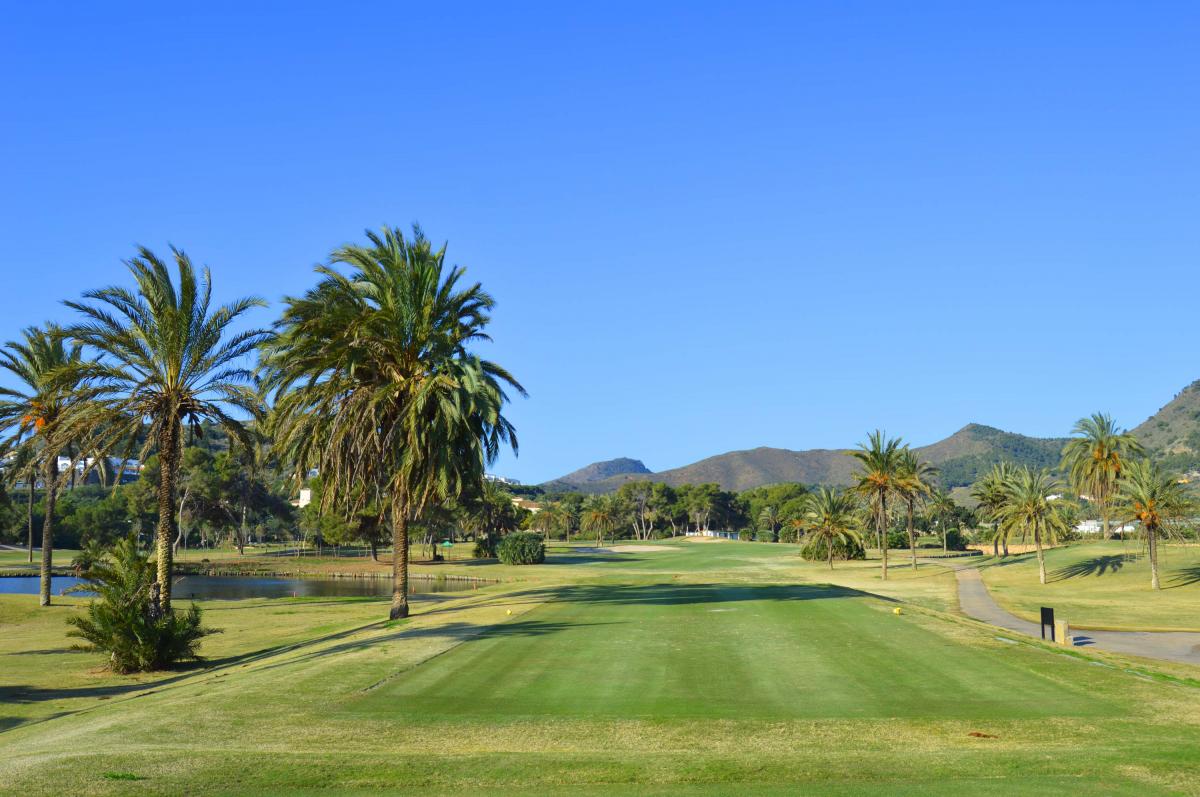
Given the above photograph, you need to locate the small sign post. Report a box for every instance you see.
[1040,607,1055,641]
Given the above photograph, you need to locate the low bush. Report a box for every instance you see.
[886,530,910,550]
[473,534,499,559]
[944,527,968,551]
[66,535,218,673]
[497,532,545,565]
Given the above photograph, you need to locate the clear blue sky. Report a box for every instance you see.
[3,2,1198,484]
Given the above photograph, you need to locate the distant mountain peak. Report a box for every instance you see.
[546,457,651,487]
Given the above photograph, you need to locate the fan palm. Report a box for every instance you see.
[896,449,937,569]
[1060,413,1142,539]
[801,487,863,569]
[996,467,1070,585]
[970,462,1013,557]
[849,430,904,580]
[263,226,522,620]
[62,247,270,612]
[1117,459,1191,590]
[0,325,87,605]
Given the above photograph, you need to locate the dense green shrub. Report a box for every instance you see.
[473,534,499,559]
[66,536,218,673]
[801,534,865,562]
[943,528,967,551]
[885,530,910,550]
[497,532,545,565]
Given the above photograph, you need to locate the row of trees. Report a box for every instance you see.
[970,413,1191,590]
[0,225,521,621]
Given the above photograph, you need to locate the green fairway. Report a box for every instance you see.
[978,541,1200,631]
[358,580,1111,721]
[3,540,1200,795]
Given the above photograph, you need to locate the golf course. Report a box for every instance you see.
[3,539,1200,796]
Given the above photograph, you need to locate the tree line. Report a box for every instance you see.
[0,226,521,623]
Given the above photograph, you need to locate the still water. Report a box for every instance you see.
[0,574,477,600]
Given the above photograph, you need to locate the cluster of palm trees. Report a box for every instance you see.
[845,431,946,580]
[972,414,1191,590]
[0,226,520,619]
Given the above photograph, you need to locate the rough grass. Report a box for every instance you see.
[2,540,1199,795]
[977,541,1200,631]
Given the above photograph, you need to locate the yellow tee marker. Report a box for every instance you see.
[893,607,903,615]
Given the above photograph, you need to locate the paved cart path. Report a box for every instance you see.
[938,559,1200,666]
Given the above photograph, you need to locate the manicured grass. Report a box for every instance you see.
[977,541,1200,631]
[2,540,1199,795]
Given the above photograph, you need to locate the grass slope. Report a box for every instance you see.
[977,541,1200,631]
[2,540,1200,795]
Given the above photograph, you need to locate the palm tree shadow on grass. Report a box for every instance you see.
[1048,554,1138,583]
[1164,565,1200,589]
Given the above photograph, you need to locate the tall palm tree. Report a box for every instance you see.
[0,325,86,606]
[996,467,1070,585]
[970,462,1013,558]
[928,488,957,553]
[1060,413,1143,540]
[63,247,270,613]
[801,487,863,570]
[263,226,522,620]
[896,449,937,569]
[849,430,904,580]
[1117,459,1191,590]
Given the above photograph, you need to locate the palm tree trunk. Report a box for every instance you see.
[992,521,998,557]
[879,491,889,581]
[390,494,410,620]
[238,502,247,555]
[828,539,834,570]
[1035,525,1046,585]
[1148,525,1160,590]
[907,499,917,571]
[39,457,58,607]
[155,420,181,613]
[27,470,34,565]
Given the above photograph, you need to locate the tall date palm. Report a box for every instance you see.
[896,449,937,570]
[0,325,85,606]
[63,248,269,613]
[1060,413,1142,539]
[850,430,904,580]
[1118,459,1191,590]
[996,467,1070,585]
[263,226,522,620]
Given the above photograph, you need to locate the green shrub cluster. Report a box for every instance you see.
[497,531,545,565]
[66,536,218,673]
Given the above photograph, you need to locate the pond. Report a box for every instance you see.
[0,574,481,600]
